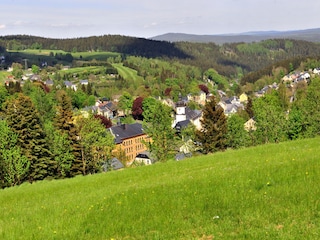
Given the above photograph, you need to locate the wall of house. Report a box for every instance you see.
[115,134,149,165]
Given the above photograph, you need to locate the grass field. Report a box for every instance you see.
[8,49,120,61]
[0,138,320,239]
[113,63,144,82]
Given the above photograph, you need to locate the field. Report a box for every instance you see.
[8,49,120,62]
[1,138,319,239]
[113,63,144,82]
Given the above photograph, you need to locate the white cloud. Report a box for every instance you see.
[0,24,6,29]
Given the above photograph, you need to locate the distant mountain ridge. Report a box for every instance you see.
[150,28,320,44]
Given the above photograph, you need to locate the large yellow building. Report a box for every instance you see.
[109,123,149,165]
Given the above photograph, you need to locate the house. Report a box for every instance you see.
[109,123,150,165]
[64,81,78,91]
[45,79,54,87]
[172,100,202,130]
[80,79,89,85]
[95,100,117,119]
[187,91,207,105]
[102,157,124,171]
[134,151,153,165]
[244,118,257,132]
[313,68,320,75]
[239,93,248,103]
[218,96,244,116]
[175,119,191,133]
[29,74,41,81]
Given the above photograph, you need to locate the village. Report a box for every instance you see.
[2,60,319,170]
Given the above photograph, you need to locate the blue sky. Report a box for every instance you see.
[1,0,320,38]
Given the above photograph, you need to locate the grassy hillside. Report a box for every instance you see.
[1,138,319,239]
[113,63,144,82]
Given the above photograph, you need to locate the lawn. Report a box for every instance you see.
[0,138,319,239]
[8,49,120,61]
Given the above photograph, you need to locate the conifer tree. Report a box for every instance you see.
[2,93,55,182]
[195,95,227,154]
[245,97,254,119]
[54,90,83,176]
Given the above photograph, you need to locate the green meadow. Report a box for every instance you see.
[8,49,119,61]
[1,138,319,239]
[113,63,144,82]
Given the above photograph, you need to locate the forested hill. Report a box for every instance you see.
[2,35,320,82]
[0,35,190,59]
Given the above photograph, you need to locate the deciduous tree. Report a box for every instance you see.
[143,101,176,162]
[132,96,144,120]
[226,114,250,149]
[78,116,115,174]
[253,90,288,144]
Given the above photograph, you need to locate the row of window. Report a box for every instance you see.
[123,136,146,146]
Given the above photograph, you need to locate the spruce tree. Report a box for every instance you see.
[3,93,55,182]
[195,95,227,154]
[54,90,83,176]
[245,97,254,119]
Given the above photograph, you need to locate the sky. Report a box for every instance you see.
[1,0,320,39]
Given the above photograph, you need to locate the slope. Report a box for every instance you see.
[1,137,319,239]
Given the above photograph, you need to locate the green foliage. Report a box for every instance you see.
[0,120,29,187]
[2,93,55,182]
[195,96,227,154]
[70,89,88,109]
[44,122,74,178]
[31,64,40,74]
[11,63,23,79]
[118,91,133,115]
[237,42,268,55]
[78,116,115,174]
[0,85,9,110]
[54,90,82,176]
[226,114,250,149]
[143,102,176,162]
[253,91,288,144]
[287,105,304,140]
[142,97,157,122]
[299,77,320,137]
[1,138,320,239]
[23,82,56,122]
[204,68,229,90]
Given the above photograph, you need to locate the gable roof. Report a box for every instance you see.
[185,107,202,120]
[174,119,191,132]
[109,123,145,144]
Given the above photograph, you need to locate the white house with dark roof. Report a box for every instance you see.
[173,100,202,130]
